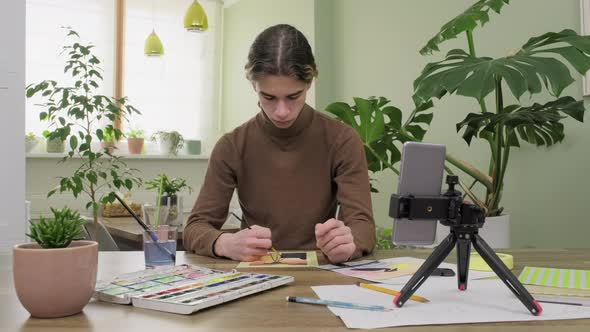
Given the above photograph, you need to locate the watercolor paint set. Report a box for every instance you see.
[94,264,294,314]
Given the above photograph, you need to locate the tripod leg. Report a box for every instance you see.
[472,234,543,316]
[394,232,456,307]
[456,231,472,291]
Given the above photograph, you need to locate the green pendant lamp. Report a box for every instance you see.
[144,29,164,56]
[184,0,208,32]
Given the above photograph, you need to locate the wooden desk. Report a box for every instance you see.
[100,216,240,250]
[1,249,589,331]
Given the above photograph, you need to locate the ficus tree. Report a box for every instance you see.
[26,28,142,226]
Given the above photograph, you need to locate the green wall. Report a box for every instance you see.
[223,0,590,248]
[222,0,315,131]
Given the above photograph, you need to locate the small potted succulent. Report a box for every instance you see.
[145,173,193,226]
[25,132,39,153]
[126,128,145,154]
[152,130,184,155]
[13,207,98,318]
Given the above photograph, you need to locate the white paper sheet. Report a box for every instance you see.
[319,257,496,284]
[312,278,590,329]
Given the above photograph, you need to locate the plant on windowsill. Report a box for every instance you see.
[25,132,40,153]
[43,129,68,153]
[100,127,117,154]
[126,128,145,154]
[328,0,589,222]
[145,173,193,226]
[13,207,98,318]
[25,28,142,236]
[152,130,184,155]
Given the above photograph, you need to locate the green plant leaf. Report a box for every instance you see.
[86,171,98,185]
[26,207,85,248]
[414,30,590,106]
[325,102,358,130]
[69,136,78,150]
[420,0,510,55]
[326,97,434,191]
[354,97,385,144]
[456,96,584,147]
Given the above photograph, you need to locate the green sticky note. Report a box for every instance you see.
[518,266,590,290]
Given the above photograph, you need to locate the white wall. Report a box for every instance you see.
[0,0,26,251]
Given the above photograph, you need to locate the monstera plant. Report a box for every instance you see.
[328,0,589,217]
[326,97,434,192]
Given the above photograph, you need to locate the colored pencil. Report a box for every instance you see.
[286,296,393,312]
[357,282,429,303]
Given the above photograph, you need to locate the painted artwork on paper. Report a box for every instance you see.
[237,251,319,268]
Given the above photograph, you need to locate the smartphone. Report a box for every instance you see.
[392,142,446,246]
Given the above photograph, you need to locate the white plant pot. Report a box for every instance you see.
[158,138,174,155]
[435,214,510,249]
[25,139,39,153]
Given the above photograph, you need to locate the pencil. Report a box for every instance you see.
[286,296,393,312]
[357,282,429,303]
[537,299,583,306]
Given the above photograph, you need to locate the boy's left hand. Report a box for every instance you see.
[315,218,356,263]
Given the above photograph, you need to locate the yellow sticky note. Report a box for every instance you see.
[470,252,513,271]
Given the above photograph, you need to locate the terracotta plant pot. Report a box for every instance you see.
[127,137,144,154]
[13,240,98,318]
[101,141,117,154]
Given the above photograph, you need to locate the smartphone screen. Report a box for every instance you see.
[392,142,446,246]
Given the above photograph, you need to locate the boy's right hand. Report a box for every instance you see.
[213,225,272,261]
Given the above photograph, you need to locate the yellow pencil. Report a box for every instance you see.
[357,282,430,303]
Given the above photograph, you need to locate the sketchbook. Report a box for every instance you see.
[93,264,294,314]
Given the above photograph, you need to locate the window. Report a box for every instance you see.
[124,0,222,144]
[25,0,223,152]
[25,0,115,136]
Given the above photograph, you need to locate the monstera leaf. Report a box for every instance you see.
[326,97,434,185]
[420,0,510,55]
[413,30,590,107]
[456,96,585,147]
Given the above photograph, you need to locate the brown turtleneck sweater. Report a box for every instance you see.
[183,104,375,259]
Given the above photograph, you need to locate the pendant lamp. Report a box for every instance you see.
[144,0,164,56]
[144,30,164,56]
[184,0,208,32]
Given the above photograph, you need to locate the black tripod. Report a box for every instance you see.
[389,175,543,315]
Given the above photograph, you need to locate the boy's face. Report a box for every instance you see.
[252,75,310,129]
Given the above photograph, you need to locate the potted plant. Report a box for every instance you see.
[126,128,145,154]
[13,207,98,318]
[43,129,67,153]
[152,130,184,155]
[327,0,589,247]
[25,132,39,153]
[145,173,193,226]
[100,127,117,154]
[25,28,142,238]
[184,138,201,155]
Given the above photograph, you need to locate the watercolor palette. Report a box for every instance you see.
[94,264,294,314]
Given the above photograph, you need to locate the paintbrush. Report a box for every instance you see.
[230,212,280,261]
[114,193,176,261]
